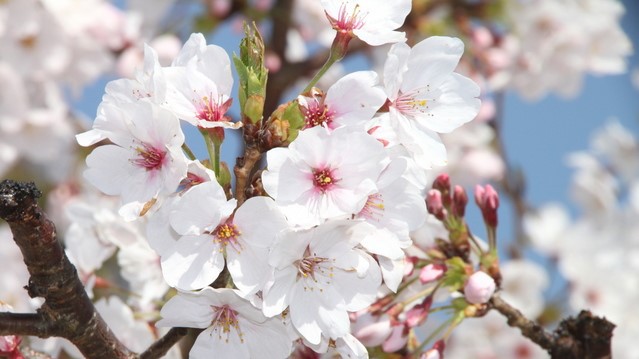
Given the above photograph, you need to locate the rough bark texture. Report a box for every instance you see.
[0,180,134,359]
[490,294,615,359]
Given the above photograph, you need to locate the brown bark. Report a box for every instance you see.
[490,294,615,359]
[0,180,134,359]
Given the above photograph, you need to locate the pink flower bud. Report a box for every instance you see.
[452,185,467,217]
[432,173,451,194]
[405,296,433,328]
[464,271,496,304]
[419,263,446,284]
[426,190,446,220]
[474,184,499,227]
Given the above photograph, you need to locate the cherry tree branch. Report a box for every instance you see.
[0,179,135,358]
[139,327,189,359]
[490,294,615,359]
[0,312,55,337]
[0,179,192,358]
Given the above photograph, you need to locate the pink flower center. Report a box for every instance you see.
[302,95,335,129]
[312,168,338,192]
[132,143,167,171]
[210,305,243,343]
[331,3,367,32]
[213,222,243,253]
[196,94,233,123]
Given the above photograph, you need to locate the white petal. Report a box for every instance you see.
[160,234,224,290]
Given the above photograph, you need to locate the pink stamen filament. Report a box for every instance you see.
[312,168,339,192]
[335,3,366,31]
[302,97,335,129]
[132,143,167,170]
[196,93,232,123]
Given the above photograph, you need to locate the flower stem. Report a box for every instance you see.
[181,143,197,161]
[200,129,219,175]
[301,45,344,94]
[412,317,454,354]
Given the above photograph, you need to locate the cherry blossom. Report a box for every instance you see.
[163,33,240,129]
[299,71,386,130]
[262,220,382,345]
[160,178,236,290]
[80,102,188,208]
[262,125,389,226]
[320,0,411,46]
[157,287,292,359]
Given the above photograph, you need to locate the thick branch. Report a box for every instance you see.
[139,327,188,359]
[490,294,615,359]
[0,180,134,359]
[0,312,55,337]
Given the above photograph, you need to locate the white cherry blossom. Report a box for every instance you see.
[262,126,389,226]
[262,220,382,345]
[320,0,411,46]
[299,71,386,130]
[81,102,188,208]
[157,287,292,359]
[161,178,236,290]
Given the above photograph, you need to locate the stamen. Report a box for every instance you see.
[131,143,167,170]
[312,168,339,192]
[210,305,244,344]
[212,222,243,253]
[358,193,385,222]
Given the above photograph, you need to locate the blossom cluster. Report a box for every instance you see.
[0,0,634,358]
[72,0,487,356]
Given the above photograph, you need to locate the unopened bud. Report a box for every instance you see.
[432,173,451,194]
[452,185,467,217]
[259,100,304,150]
[405,296,433,328]
[464,271,496,304]
[233,22,267,125]
[474,184,499,227]
[426,189,446,220]
[419,263,446,284]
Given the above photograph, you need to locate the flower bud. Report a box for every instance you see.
[405,296,433,328]
[464,271,496,304]
[432,173,451,194]
[233,22,267,125]
[259,100,304,151]
[432,173,451,208]
[426,189,446,220]
[452,185,468,218]
[474,184,499,227]
[419,263,446,284]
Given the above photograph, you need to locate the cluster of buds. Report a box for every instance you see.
[426,174,471,259]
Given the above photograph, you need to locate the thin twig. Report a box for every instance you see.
[139,327,189,359]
